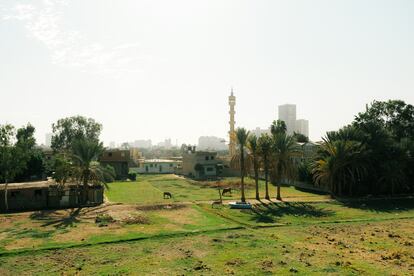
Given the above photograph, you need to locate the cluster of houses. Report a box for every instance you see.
[1,142,318,212]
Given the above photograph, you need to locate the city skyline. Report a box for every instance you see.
[1,0,413,145]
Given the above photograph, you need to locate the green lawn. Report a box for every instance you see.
[105,174,328,204]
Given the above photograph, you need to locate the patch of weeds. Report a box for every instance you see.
[95,214,115,227]
[226,258,246,267]
[30,230,54,239]
[322,266,338,273]
[142,247,152,254]
[123,214,150,225]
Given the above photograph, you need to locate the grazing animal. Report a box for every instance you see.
[163,192,172,199]
[222,188,232,196]
[211,200,222,208]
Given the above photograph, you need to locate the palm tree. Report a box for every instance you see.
[235,128,249,203]
[70,139,109,204]
[271,120,287,136]
[312,137,367,196]
[272,132,298,200]
[258,134,272,200]
[248,134,260,200]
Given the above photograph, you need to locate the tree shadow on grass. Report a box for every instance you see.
[249,201,335,224]
[30,208,82,229]
[337,197,414,213]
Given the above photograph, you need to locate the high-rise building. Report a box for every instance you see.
[250,127,270,138]
[228,89,236,156]
[45,133,52,148]
[278,104,297,135]
[295,119,309,138]
[198,136,227,151]
[133,139,152,149]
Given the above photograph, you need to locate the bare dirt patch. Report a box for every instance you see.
[156,206,199,225]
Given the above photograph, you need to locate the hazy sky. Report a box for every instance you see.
[1,0,413,146]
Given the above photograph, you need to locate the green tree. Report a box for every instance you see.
[312,136,368,197]
[271,132,298,200]
[258,133,272,200]
[51,116,102,152]
[247,134,260,200]
[270,120,287,136]
[70,138,107,204]
[354,100,414,140]
[0,124,36,210]
[293,132,309,143]
[235,128,249,203]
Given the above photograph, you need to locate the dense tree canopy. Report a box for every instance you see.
[313,100,414,196]
[51,116,102,152]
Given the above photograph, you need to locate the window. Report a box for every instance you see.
[169,164,173,167]
[34,190,42,197]
[11,191,20,198]
[206,167,214,172]
[150,164,153,168]
[205,156,209,161]
[108,152,113,157]
[211,156,214,160]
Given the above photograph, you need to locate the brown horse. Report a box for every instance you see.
[222,188,232,196]
[163,192,172,199]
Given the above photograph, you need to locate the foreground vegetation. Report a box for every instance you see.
[1,215,413,275]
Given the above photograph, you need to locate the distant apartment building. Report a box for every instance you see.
[137,159,181,174]
[278,104,297,135]
[157,138,173,149]
[250,127,270,138]
[198,136,227,151]
[278,104,310,138]
[182,147,220,179]
[295,119,309,138]
[45,133,52,148]
[134,139,152,149]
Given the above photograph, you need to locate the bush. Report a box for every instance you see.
[95,214,115,227]
[128,172,137,181]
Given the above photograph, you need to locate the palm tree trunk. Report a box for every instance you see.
[276,182,281,200]
[264,157,270,200]
[4,179,8,211]
[82,170,90,205]
[276,169,282,200]
[254,158,259,200]
[240,150,246,203]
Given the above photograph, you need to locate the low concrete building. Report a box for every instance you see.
[99,149,130,180]
[0,180,103,212]
[182,147,221,179]
[137,159,181,174]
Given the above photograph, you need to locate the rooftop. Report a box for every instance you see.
[142,159,181,163]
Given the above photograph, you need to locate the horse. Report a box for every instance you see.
[222,188,232,196]
[163,192,172,199]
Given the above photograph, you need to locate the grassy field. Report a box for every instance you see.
[105,174,329,204]
[1,174,413,275]
[0,219,413,275]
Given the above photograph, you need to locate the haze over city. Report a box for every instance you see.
[1,0,413,146]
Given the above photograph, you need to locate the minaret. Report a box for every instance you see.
[228,88,236,156]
